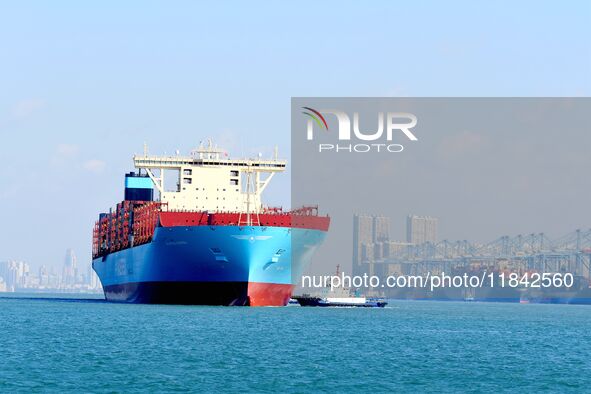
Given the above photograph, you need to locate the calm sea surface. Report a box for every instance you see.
[1,294,590,393]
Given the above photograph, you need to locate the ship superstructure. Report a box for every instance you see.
[92,142,329,306]
[136,141,284,218]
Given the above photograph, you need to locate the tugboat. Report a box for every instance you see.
[293,265,388,307]
[294,295,387,307]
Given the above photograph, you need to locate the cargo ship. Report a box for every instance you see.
[92,142,330,306]
[521,275,591,305]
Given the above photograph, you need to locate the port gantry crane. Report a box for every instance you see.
[375,229,591,279]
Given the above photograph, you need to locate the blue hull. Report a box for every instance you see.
[93,225,326,305]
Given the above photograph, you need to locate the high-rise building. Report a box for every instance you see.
[406,215,438,245]
[361,243,375,263]
[353,214,391,276]
[39,265,49,286]
[372,216,390,243]
[62,249,77,286]
[353,214,373,277]
[0,260,30,291]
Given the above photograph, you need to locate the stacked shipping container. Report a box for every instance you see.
[93,203,329,259]
[92,201,167,258]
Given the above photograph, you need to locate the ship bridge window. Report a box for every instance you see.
[183,169,192,175]
[183,178,192,184]
[230,170,239,177]
[230,179,238,185]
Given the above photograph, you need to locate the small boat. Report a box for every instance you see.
[293,295,387,308]
[293,265,387,307]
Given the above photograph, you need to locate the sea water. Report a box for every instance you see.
[1,295,590,392]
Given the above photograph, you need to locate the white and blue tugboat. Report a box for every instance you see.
[294,265,387,307]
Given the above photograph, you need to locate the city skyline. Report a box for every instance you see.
[0,248,100,293]
[352,213,429,278]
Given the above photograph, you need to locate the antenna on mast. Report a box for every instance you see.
[143,142,148,157]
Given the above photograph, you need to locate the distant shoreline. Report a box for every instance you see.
[0,292,104,299]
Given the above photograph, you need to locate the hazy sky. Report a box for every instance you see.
[292,98,591,275]
[0,1,589,271]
